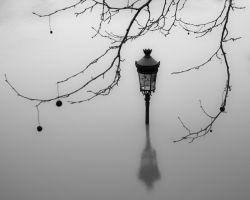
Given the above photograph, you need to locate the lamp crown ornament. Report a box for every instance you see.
[143,49,152,57]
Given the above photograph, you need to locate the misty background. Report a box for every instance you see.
[1,0,250,200]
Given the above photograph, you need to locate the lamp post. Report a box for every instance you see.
[135,49,160,124]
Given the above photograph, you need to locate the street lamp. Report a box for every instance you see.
[135,49,160,124]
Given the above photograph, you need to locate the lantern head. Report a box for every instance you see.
[135,49,160,95]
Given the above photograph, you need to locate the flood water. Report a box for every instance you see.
[1,1,250,200]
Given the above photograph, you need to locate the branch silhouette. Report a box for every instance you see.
[5,0,244,141]
[173,0,242,143]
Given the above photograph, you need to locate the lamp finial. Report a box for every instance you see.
[143,49,152,57]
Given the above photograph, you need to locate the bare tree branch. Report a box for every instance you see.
[173,0,239,143]
[6,0,245,141]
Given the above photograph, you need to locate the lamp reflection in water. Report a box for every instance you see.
[138,125,161,190]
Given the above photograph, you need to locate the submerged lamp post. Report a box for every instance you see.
[135,49,160,124]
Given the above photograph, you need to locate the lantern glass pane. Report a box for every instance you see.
[151,73,156,90]
[139,74,151,91]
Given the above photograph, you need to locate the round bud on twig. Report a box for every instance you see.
[56,100,62,107]
[37,126,43,132]
[220,107,225,112]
